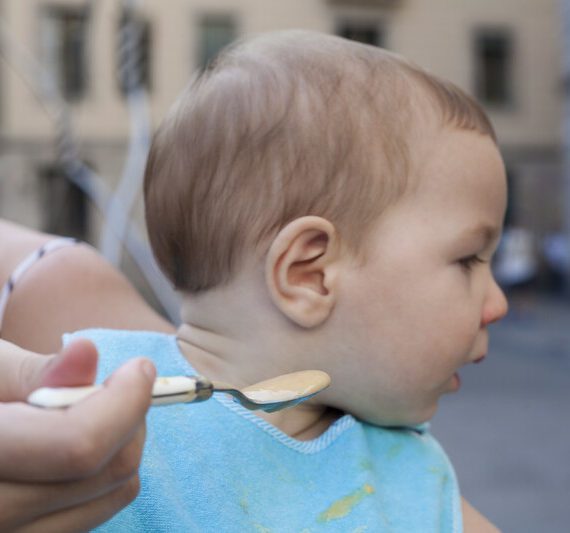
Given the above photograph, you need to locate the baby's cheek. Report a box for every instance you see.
[414,327,470,376]
[435,301,479,342]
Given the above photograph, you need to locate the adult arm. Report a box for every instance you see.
[0,219,174,353]
[462,497,501,532]
[0,337,155,532]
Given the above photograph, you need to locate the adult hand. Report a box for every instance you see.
[0,338,155,532]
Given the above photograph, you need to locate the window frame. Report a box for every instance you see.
[472,26,516,110]
[335,18,386,47]
[39,4,89,102]
[195,13,239,71]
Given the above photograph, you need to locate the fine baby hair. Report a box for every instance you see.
[144,30,495,294]
[81,29,508,532]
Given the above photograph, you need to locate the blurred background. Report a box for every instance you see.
[0,0,568,530]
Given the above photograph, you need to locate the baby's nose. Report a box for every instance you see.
[482,279,509,326]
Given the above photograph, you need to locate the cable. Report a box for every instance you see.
[0,5,181,323]
[100,0,151,267]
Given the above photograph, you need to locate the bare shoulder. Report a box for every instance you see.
[462,497,501,533]
[0,221,174,353]
[0,219,53,281]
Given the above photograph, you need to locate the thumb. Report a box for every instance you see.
[11,339,99,400]
[40,338,99,388]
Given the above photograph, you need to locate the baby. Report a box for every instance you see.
[76,30,507,532]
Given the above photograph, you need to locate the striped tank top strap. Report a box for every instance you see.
[0,237,80,334]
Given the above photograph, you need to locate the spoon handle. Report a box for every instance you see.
[27,375,214,409]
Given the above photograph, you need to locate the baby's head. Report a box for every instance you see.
[144,31,508,426]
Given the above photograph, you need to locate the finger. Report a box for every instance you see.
[0,425,145,531]
[39,339,99,388]
[14,475,141,533]
[0,338,98,402]
[0,340,54,401]
[0,357,155,481]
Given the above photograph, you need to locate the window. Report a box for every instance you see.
[40,6,88,101]
[336,21,384,47]
[198,15,237,69]
[39,165,88,240]
[474,29,513,107]
[117,11,152,95]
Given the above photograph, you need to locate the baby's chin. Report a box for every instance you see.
[356,401,439,429]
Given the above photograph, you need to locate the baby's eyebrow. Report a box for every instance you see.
[459,224,501,246]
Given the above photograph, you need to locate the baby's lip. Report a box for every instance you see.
[473,355,486,364]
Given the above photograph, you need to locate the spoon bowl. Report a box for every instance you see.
[215,370,331,412]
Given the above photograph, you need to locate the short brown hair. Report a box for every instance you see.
[144,30,495,293]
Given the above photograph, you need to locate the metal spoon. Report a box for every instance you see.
[27,370,331,413]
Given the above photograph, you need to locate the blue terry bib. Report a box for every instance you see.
[65,329,462,533]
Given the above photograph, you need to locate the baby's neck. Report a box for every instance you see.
[175,323,339,440]
[266,405,343,441]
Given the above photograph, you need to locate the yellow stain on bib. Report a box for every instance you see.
[318,484,375,522]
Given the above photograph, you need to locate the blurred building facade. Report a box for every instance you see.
[0,0,564,284]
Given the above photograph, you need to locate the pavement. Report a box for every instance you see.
[431,294,570,532]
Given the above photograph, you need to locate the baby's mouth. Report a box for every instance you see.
[447,372,461,392]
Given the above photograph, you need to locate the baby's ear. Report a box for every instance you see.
[265,216,341,328]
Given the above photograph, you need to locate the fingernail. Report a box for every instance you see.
[141,360,156,382]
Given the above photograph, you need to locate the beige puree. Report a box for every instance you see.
[240,370,331,403]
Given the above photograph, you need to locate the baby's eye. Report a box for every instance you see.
[458,255,486,272]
